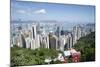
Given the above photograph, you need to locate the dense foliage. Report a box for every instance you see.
[11,47,59,66]
[74,32,95,62]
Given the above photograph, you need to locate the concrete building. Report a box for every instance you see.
[49,33,58,50]
[40,33,49,48]
[59,33,73,51]
[18,31,26,48]
[67,33,73,48]
[59,35,67,51]
[72,25,83,45]
[31,24,40,49]
[11,35,17,47]
[25,37,31,48]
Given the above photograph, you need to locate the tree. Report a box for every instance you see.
[11,47,59,66]
[73,32,95,62]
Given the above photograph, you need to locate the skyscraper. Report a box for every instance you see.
[72,25,83,45]
[32,25,37,39]
[55,26,60,37]
[40,33,49,49]
[67,33,73,48]
[55,26,61,49]
[61,27,65,35]
[49,33,58,50]
[59,35,67,51]
[25,37,31,48]
[59,33,73,51]
[18,31,26,48]
[31,24,40,49]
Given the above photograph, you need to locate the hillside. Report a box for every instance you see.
[74,32,95,62]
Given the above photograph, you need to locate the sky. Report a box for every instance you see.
[11,0,95,23]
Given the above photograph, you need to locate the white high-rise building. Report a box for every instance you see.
[59,33,73,51]
[35,34,40,49]
[11,35,18,47]
[25,37,31,48]
[40,33,49,48]
[72,25,83,45]
[67,33,73,48]
[46,35,49,48]
[59,35,67,51]
[18,31,26,48]
[31,39,35,49]
[31,24,40,49]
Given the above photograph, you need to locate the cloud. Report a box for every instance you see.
[34,9,47,14]
[16,9,47,16]
[16,9,32,16]
[17,10,26,14]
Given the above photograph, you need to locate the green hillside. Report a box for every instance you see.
[11,47,59,66]
[74,32,95,62]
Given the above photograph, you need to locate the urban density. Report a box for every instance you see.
[10,21,95,64]
[11,0,95,66]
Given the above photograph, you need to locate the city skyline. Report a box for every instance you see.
[10,0,95,66]
[11,0,95,23]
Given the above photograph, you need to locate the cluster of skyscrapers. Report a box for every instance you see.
[10,22,95,51]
